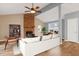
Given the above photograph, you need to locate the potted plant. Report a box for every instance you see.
[42,27,47,35]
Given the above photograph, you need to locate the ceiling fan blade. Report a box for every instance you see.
[25,11,30,12]
[25,6,31,10]
[35,6,40,9]
[36,10,42,13]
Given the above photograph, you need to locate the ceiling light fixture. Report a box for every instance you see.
[30,10,36,13]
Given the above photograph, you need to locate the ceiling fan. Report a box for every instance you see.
[25,3,41,14]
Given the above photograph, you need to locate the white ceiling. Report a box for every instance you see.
[0,3,49,15]
[0,3,59,23]
[36,6,59,22]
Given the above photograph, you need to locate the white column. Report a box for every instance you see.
[58,4,62,44]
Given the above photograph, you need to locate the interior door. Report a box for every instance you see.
[67,18,78,42]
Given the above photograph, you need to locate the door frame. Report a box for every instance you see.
[64,11,79,42]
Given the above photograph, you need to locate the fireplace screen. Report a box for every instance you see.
[26,31,35,37]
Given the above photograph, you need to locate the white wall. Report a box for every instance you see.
[35,17,45,36]
[61,3,79,18]
[0,14,45,40]
[0,14,24,40]
[61,3,79,40]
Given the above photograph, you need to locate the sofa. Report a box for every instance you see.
[19,34,60,56]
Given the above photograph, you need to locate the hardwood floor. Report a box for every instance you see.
[36,41,79,56]
[0,42,21,56]
[0,41,79,56]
